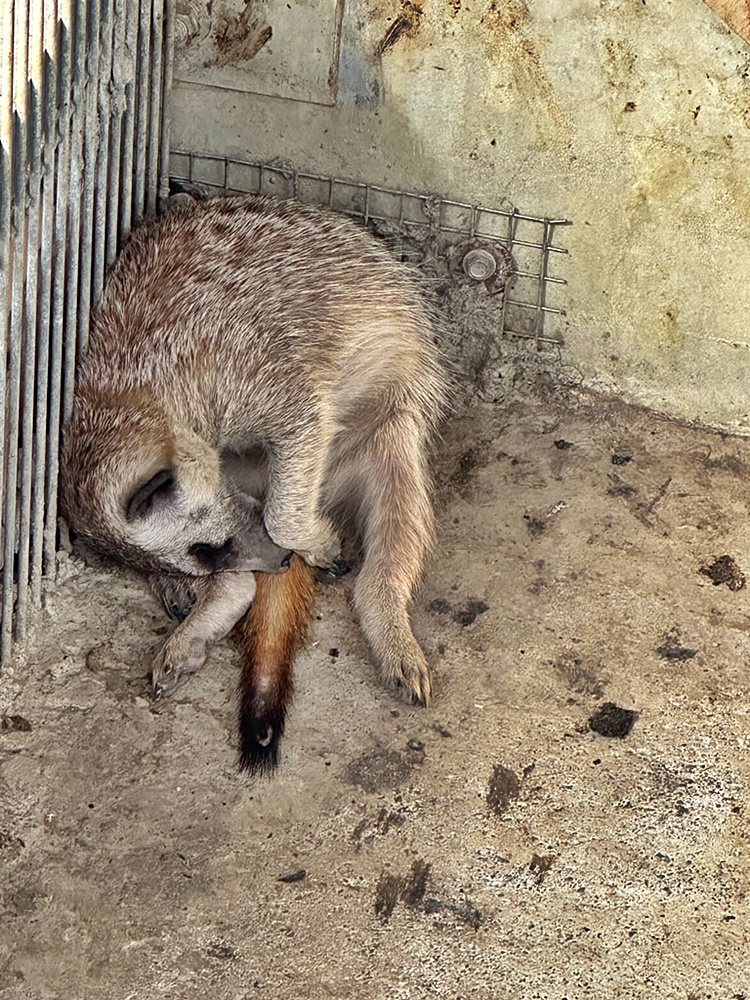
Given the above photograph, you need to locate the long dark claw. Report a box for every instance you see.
[318,556,351,578]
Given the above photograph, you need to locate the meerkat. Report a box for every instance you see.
[60,193,447,772]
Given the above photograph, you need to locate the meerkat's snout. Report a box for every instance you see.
[189,539,239,572]
[226,507,295,574]
[188,537,292,573]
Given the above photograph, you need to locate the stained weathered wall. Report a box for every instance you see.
[171,0,750,431]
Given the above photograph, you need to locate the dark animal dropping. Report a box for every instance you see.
[588,702,637,738]
[699,555,746,592]
[0,715,31,732]
[277,869,306,883]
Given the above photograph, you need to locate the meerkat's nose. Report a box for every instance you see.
[189,539,236,572]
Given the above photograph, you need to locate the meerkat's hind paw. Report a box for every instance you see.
[383,642,432,707]
[406,681,430,708]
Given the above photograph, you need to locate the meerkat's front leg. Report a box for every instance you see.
[152,571,257,699]
[264,428,349,576]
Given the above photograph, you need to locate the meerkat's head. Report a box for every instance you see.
[61,387,291,577]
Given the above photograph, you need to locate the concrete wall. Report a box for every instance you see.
[171,0,750,431]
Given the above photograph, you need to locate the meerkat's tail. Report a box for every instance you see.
[237,555,316,774]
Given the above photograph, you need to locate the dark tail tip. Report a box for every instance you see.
[238,706,286,775]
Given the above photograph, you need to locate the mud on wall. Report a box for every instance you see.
[171,0,750,431]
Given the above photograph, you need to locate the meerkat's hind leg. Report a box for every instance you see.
[351,413,436,705]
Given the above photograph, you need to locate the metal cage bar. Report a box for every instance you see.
[0,0,174,663]
[29,0,60,609]
[15,0,46,641]
[2,0,31,661]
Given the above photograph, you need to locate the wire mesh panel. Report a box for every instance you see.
[0,0,175,663]
[169,152,570,348]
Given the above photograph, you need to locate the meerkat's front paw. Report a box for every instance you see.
[382,639,432,707]
[315,555,352,578]
[152,634,207,700]
[151,576,198,622]
[267,516,344,574]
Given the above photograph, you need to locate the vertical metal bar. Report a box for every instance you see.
[363,184,370,226]
[2,0,30,660]
[498,222,512,341]
[106,0,128,264]
[15,0,47,641]
[61,0,87,423]
[30,0,60,607]
[132,0,152,223]
[43,0,74,575]
[0,1,15,610]
[157,0,174,207]
[76,0,101,357]
[118,0,139,241]
[92,0,114,300]
[51,0,86,575]
[146,0,162,216]
[536,219,551,349]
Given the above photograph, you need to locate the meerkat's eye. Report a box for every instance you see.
[126,469,175,521]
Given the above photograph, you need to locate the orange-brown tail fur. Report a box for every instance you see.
[237,555,316,773]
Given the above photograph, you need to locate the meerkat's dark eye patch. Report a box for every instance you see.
[126,469,175,521]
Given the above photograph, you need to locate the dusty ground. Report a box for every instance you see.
[2,384,750,999]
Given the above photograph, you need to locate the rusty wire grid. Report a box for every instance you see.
[169,151,570,350]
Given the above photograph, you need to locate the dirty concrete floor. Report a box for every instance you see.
[2,386,750,999]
